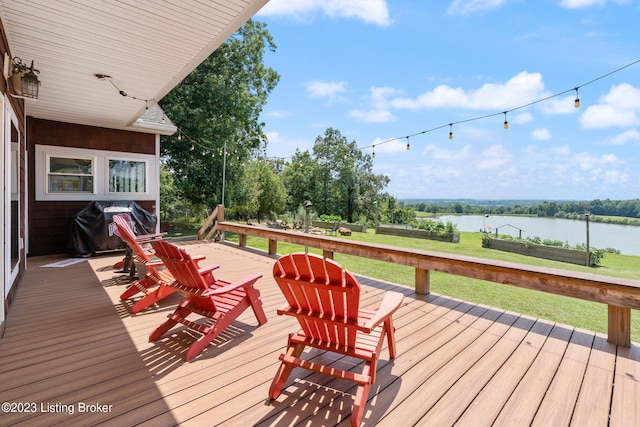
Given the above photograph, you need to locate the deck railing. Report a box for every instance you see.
[207,205,640,347]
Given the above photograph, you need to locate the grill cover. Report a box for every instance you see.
[67,201,157,256]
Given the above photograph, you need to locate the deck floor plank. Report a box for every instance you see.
[0,241,637,426]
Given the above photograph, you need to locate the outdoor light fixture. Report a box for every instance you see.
[4,55,40,99]
[503,112,509,130]
[574,87,580,108]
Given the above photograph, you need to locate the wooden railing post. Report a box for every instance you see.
[216,205,225,242]
[268,239,277,255]
[198,204,225,241]
[608,305,631,347]
[322,250,334,259]
[415,268,430,295]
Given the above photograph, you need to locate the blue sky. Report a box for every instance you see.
[255,0,640,200]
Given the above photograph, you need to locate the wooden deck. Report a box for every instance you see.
[1,240,639,426]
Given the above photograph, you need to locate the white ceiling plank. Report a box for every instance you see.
[0,0,269,133]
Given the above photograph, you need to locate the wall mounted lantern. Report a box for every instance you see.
[3,54,40,99]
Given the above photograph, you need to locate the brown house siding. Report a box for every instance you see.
[27,118,156,256]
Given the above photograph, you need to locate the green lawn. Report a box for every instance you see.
[223,229,640,342]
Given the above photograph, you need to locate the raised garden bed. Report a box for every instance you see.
[482,236,595,266]
[375,226,460,243]
[312,220,366,233]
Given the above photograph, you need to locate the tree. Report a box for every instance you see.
[281,149,319,212]
[159,20,280,212]
[282,128,389,223]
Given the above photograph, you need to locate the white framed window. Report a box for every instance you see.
[47,155,95,193]
[107,158,147,194]
[35,145,157,201]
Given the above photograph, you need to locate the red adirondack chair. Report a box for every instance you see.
[114,214,212,313]
[269,253,404,427]
[149,240,268,361]
[112,213,166,274]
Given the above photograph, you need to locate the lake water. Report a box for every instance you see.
[432,215,640,256]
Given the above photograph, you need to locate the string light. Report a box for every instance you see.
[372,145,376,158]
[361,57,640,156]
[406,136,410,151]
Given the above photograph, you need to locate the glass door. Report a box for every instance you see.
[4,98,20,303]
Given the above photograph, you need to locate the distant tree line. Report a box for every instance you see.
[409,199,640,220]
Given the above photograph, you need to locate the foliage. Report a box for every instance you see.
[412,219,457,234]
[482,234,607,265]
[281,128,389,223]
[319,214,342,223]
[159,20,280,210]
[159,166,208,222]
[409,198,640,223]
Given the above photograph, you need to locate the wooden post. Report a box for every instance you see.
[238,234,246,247]
[415,268,430,295]
[608,305,631,347]
[217,204,225,242]
[268,239,277,255]
[585,212,590,267]
[322,250,334,259]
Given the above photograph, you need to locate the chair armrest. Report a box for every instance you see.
[134,232,166,243]
[203,272,263,296]
[192,254,206,267]
[145,260,165,268]
[362,291,404,332]
[198,264,220,275]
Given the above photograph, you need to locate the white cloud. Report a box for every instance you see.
[265,131,314,158]
[265,110,291,119]
[304,80,349,103]
[446,0,507,16]
[423,143,473,160]
[258,0,393,26]
[560,0,632,9]
[572,151,620,171]
[540,94,580,114]
[558,0,608,9]
[512,112,533,124]
[551,144,571,155]
[531,128,551,141]
[477,144,512,170]
[580,83,640,129]
[390,71,548,111]
[608,129,640,145]
[349,109,396,123]
[602,169,629,184]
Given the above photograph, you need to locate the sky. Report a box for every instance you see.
[254,0,640,201]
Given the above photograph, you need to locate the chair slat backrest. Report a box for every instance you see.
[151,240,210,290]
[273,253,361,347]
[113,214,151,263]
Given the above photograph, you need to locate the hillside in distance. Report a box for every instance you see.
[399,199,581,208]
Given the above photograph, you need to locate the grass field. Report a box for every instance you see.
[221,229,640,342]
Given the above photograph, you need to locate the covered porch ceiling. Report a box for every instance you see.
[0,0,269,134]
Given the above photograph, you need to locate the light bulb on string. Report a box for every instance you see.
[503,112,509,130]
[574,87,580,108]
[406,137,410,151]
[372,145,376,159]
[449,123,453,140]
